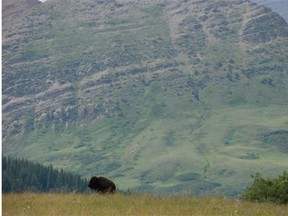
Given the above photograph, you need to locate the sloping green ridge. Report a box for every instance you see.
[2,0,288,197]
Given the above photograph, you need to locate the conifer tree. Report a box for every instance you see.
[2,156,88,193]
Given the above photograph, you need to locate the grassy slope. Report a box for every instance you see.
[3,193,288,216]
[7,90,288,196]
[2,0,288,196]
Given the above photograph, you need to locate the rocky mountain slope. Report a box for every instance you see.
[251,0,288,22]
[3,0,288,196]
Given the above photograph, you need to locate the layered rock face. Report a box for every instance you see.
[3,0,287,140]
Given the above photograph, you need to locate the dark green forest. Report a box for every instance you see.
[2,157,88,193]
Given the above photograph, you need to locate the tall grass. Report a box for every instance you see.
[3,193,288,216]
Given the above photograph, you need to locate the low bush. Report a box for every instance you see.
[240,171,288,204]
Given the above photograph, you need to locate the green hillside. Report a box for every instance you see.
[2,0,288,197]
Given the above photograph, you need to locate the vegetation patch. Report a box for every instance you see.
[260,130,288,153]
[241,171,288,204]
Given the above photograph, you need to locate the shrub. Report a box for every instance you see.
[240,171,288,204]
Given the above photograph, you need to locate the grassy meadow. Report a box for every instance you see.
[3,193,288,216]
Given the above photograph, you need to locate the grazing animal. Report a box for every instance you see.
[88,176,116,193]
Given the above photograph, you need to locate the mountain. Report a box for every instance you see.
[251,0,288,22]
[2,0,40,17]
[3,0,288,197]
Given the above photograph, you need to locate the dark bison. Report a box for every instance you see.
[88,176,116,193]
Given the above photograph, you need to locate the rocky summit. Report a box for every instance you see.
[2,0,288,196]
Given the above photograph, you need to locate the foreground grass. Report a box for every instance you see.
[3,193,288,216]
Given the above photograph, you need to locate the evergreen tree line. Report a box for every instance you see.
[2,156,89,193]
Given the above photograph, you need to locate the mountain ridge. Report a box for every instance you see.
[3,0,288,196]
[251,0,288,22]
